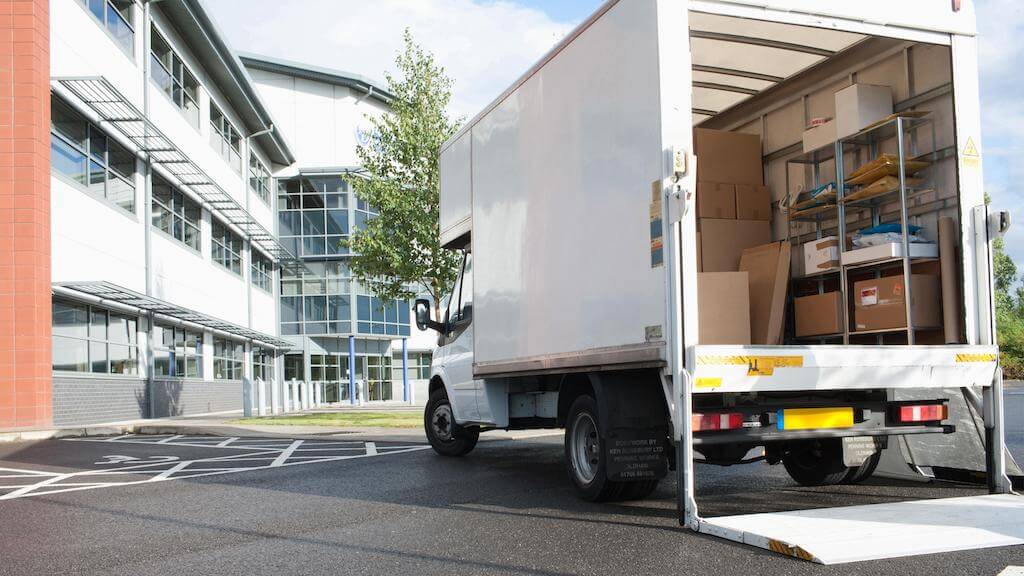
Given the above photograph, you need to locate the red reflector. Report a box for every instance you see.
[898,404,948,422]
[692,412,743,431]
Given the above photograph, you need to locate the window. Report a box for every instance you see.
[150,27,200,127]
[210,104,242,173]
[213,338,243,380]
[356,295,410,337]
[50,98,136,214]
[212,220,243,275]
[280,261,352,336]
[252,346,273,382]
[52,301,138,374]
[251,250,273,292]
[249,154,271,204]
[354,198,378,231]
[81,0,134,56]
[365,355,392,402]
[153,325,203,378]
[394,351,432,380]
[277,176,350,257]
[152,174,201,251]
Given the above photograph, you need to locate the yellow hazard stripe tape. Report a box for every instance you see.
[955,353,997,363]
[697,355,804,376]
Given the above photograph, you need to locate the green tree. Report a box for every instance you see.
[345,30,462,319]
[989,200,1024,378]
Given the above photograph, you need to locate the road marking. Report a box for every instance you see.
[271,440,303,467]
[215,437,238,447]
[365,442,378,456]
[155,435,184,444]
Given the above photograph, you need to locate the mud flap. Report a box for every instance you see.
[589,370,671,481]
[875,387,1023,485]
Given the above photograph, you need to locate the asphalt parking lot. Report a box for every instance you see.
[0,391,1022,576]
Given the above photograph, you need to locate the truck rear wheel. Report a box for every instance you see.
[425,388,479,457]
[565,395,622,501]
[782,439,848,486]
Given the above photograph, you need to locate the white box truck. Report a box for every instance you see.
[414,0,1024,563]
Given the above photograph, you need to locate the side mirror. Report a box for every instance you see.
[414,298,445,333]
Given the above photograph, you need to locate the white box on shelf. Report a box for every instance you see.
[835,84,893,139]
[841,242,939,266]
[802,120,837,153]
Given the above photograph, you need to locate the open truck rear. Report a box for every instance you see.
[421,0,1024,564]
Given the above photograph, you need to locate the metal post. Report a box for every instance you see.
[256,377,266,417]
[290,378,299,412]
[985,367,1011,493]
[402,337,409,403]
[896,117,915,345]
[836,139,850,344]
[348,335,357,405]
[270,376,280,415]
[242,377,253,417]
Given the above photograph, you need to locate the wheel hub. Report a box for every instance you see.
[431,404,454,442]
[570,412,600,484]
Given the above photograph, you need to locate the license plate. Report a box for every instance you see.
[777,407,854,431]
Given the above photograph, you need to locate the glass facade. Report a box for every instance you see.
[213,337,244,380]
[51,97,136,214]
[280,261,352,336]
[153,325,203,378]
[277,175,350,258]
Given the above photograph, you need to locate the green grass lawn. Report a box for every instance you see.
[233,411,422,429]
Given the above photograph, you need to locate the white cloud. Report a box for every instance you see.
[204,0,574,120]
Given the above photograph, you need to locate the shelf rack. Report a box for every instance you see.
[836,115,937,345]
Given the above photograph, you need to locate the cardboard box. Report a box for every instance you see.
[853,274,941,332]
[835,84,893,139]
[795,292,843,337]
[800,236,840,276]
[696,182,737,219]
[739,241,791,345]
[695,231,702,271]
[694,128,763,186]
[698,272,751,344]
[698,218,771,272]
[802,120,837,153]
[841,242,939,266]
[735,184,771,221]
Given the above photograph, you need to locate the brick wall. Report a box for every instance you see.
[53,376,148,427]
[152,379,242,417]
[0,0,51,429]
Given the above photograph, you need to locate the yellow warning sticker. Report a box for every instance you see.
[955,353,997,363]
[695,377,722,389]
[697,355,804,376]
[962,137,980,168]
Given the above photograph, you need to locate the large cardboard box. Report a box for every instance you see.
[698,218,771,272]
[696,182,736,219]
[853,274,941,332]
[739,241,791,345]
[800,236,840,277]
[795,292,844,337]
[735,184,771,221]
[698,272,751,345]
[802,119,837,153]
[835,84,893,139]
[694,128,763,186]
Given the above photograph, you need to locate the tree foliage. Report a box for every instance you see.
[988,193,1024,378]
[345,30,462,316]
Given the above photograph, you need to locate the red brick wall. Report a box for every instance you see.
[0,0,51,429]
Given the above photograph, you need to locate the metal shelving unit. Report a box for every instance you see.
[836,115,936,345]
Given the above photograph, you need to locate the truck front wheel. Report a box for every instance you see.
[425,389,479,457]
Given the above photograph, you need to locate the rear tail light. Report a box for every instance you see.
[897,403,948,423]
[692,412,744,432]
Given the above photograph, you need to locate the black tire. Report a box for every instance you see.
[564,395,622,501]
[424,388,479,457]
[619,479,660,501]
[842,450,881,484]
[782,439,849,487]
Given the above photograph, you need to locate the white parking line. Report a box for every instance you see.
[0,435,429,502]
[215,437,238,447]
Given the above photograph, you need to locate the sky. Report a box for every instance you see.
[205,0,1023,272]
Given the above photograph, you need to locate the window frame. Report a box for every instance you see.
[153,324,204,379]
[249,153,271,205]
[79,0,135,58]
[210,103,243,174]
[211,219,243,276]
[52,300,139,376]
[149,25,201,129]
[50,98,137,216]
[252,346,273,382]
[251,250,274,293]
[151,174,202,252]
[213,337,244,380]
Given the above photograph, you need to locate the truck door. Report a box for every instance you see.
[443,252,482,423]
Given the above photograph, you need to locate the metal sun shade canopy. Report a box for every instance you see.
[53,76,298,267]
[688,12,867,123]
[57,281,293,349]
